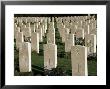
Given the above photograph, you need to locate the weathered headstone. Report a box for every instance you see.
[20,24,26,32]
[62,28,70,43]
[14,27,20,39]
[47,27,55,44]
[23,27,31,38]
[65,34,75,52]
[71,45,88,76]
[44,22,47,33]
[16,32,24,49]
[84,25,90,37]
[26,22,30,27]
[37,26,43,42]
[44,43,57,70]
[30,23,35,33]
[85,34,96,54]
[19,42,31,72]
[19,22,23,28]
[31,33,39,53]
[70,24,77,34]
[76,28,84,39]
[47,33,55,44]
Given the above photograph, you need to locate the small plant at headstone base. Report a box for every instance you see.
[44,66,67,76]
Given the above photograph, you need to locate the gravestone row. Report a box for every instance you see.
[14,15,97,76]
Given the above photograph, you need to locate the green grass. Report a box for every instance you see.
[31,52,97,76]
[31,51,44,67]
[88,60,97,76]
[57,57,71,71]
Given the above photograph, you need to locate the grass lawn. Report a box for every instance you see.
[88,60,97,76]
[31,51,97,76]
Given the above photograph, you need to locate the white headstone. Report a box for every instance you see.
[19,42,31,72]
[71,45,88,76]
[20,24,26,32]
[16,32,24,49]
[70,25,77,34]
[31,33,39,53]
[62,28,70,43]
[30,24,35,33]
[36,25,43,42]
[85,34,96,54]
[26,23,30,27]
[14,27,20,39]
[65,34,75,52]
[84,25,90,37]
[76,28,84,39]
[23,27,31,37]
[47,29,55,44]
[44,43,57,70]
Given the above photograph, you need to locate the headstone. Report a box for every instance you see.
[19,22,23,28]
[48,22,54,30]
[57,23,64,37]
[70,24,77,34]
[31,33,39,53]
[76,28,84,39]
[30,24,35,33]
[26,22,30,27]
[23,27,31,38]
[20,25,26,32]
[22,17,27,23]
[65,34,75,52]
[16,32,24,49]
[44,22,47,33]
[47,24,55,44]
[85,34,96,54]
[47,28,55,44]
[35,22,39,29]
[71,45,88,76]
[14,27,20,39]
[84,25,90,37]
[42,24,45,37]
[19,42,31,72]
[90,28,97,35]
[62,28,70,43]
[36,26,43,42]
[44,43,57,70]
